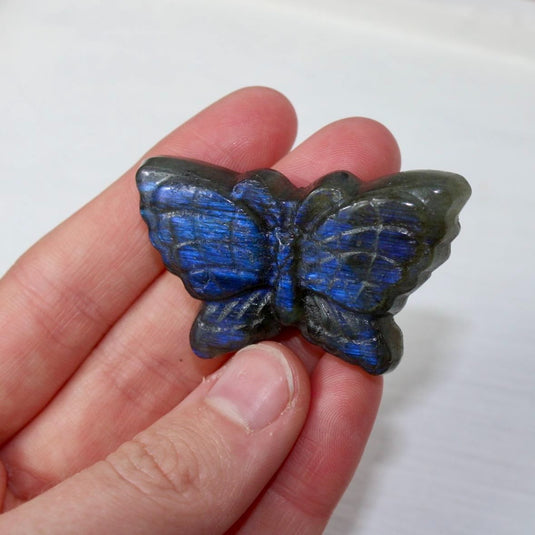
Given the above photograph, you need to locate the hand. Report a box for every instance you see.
[0,87,400,534]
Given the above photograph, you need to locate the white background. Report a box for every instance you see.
[1,0,534,533]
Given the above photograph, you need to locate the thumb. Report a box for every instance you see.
[1,343,310,535]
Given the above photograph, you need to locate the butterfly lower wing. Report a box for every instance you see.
[301,294,402,374]
[191,289,280,358]
[137,157,269,299]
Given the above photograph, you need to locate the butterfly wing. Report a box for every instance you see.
[137,157,269,299]
[302,294,402,374]
[297,170,470,373]
[136,157,275,356]
[191,290,281,358]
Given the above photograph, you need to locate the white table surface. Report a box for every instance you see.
[1,1,534,533]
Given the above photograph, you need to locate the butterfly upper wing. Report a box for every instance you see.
[298,171,470,314]
[297,171,471,373]
[137,157,270,300]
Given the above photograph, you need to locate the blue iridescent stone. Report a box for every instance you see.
[136,157,470,374]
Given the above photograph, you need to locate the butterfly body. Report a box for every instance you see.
[270,218,299,325]
[137,157,470,374]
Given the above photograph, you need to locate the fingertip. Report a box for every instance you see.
[241,341,312,423]
[204,342,309,432]
[146,86,298,172]
[318,354,383,429]
[227,86,298,130]
[221,87,298,171]
[336,117,401,180]
[276,116,401,186]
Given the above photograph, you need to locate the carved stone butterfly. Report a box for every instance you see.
[137,157,470,374]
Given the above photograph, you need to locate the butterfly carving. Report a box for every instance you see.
[137,157,470,374]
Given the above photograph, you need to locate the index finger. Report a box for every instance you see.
[0,87,298,444]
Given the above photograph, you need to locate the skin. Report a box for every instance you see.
[0,87,400,534]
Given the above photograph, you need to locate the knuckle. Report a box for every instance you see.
[106,431,209,505]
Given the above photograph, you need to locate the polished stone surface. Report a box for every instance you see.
[137,157,470,374]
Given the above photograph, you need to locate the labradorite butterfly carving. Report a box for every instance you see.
[137,157,470,374]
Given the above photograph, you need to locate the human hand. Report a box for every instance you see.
[0,87,400,534]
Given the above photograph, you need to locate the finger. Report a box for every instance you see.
[0,86,297,443]
[2,117,400,499]
[275,116,401,185]
[231,119,396,532]
[1,343,310,535]
[231,356,382,534]
[273,116,401,366]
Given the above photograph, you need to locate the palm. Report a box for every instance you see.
[0,88,398,533]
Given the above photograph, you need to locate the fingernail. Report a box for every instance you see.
[205,344,295,431]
